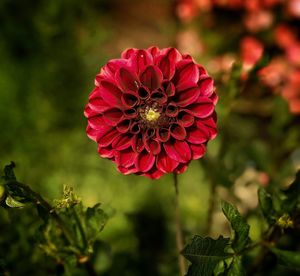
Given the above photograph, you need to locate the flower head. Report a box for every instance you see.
[84,47,217,179]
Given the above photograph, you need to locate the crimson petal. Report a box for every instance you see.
[115,148,137,168]
[175,86,201,107]
[135,150,155,172]
[112,134,133,150]
[99,80,123,108]
[140,65,163,90]
[164,140,191,163]
[190,144,206,160]
[102,108,123,126]
[98,128,121,147]
[98,145,114,158]
[116,68,139,92]
[183,99,214,118]
[198,76,214,97]
[186,126,209,144]
[144,138,161,155]
[170,123,186,140]
[156,149,179,173]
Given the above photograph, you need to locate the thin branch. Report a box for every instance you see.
[173,173,186,276]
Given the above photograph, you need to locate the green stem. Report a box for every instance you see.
[173,173,186,276]
[71,205,88,251]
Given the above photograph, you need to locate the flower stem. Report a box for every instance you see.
[173,173,186,276]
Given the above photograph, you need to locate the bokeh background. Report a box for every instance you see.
[1,0,300,275]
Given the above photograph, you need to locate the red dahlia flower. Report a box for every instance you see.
[84,47,217,179]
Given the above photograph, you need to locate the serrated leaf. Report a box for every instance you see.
[282,170,300,212]
[270,247,300,269]
[182,236,231,276]
[258,188,276,224]
[5,195,26,208]
[226,256,245,276]
[85,203,108,240]
[221,201,250,253]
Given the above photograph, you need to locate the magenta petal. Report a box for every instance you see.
[112,134,133,150]
[140,65,163,90]
[164,140,191,163]
[116,68,139,92]
[98,128,121,147]
[99,80,123,107]
[102,108,123,126]
[98,145,114,158]
[190,144,206,160]
[115,148,137,168]
[156,149,179,173]
[135,150,155,172]
[170,124,186,140]
[175,86,201,107]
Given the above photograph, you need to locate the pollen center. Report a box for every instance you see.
[145,108,160,122]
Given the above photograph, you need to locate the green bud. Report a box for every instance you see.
[277,214,294,229]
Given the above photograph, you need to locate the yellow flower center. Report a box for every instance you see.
[145,108,160,122]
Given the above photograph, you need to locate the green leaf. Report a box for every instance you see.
[221,201,250,253]
[182,236,231,276]
[258,188,276,224]
[5,195,26,208]
[225,256,245,276]
[85,203,108,240]
[3,162,17,181]
[270,247,300,269]
[282,170,300,212]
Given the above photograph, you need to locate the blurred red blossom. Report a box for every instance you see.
[274,24,298,49]
[259,58,288,89]
[287,0,300,18]
[282,70,300,113]
[84,47,218,179]
[244,10,273,32]
[240,36,264,74]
